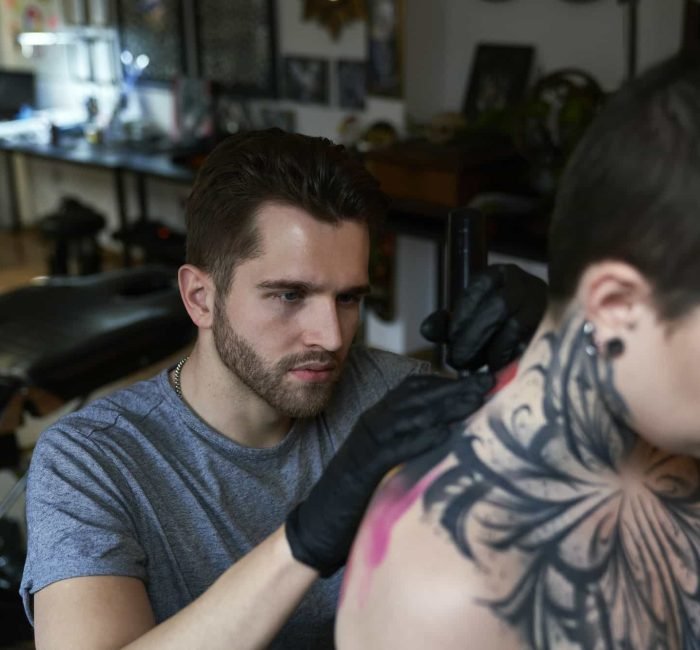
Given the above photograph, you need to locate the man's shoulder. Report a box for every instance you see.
[341,346,430,402]
[35,371,169,451]
[345,346,430,385]
[322,347,430,433]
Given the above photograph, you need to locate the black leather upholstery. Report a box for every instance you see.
[0,266,195,404]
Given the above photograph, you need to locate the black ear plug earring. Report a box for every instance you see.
[583,321,625,360]
[605,338,625,359]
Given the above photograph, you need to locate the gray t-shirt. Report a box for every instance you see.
[21,346,428,649]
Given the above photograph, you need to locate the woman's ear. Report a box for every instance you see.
[178,264,215,329]
[577,261,653,345]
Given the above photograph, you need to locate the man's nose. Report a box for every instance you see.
[302,299,343,352]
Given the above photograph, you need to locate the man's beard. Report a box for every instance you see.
[212,301,342,418]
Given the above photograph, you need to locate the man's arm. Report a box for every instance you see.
[31,375,492,650]
[34,526,317,650]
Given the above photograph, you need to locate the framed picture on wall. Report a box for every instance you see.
[683,0,700,53]
[462,43,535,119]
[336,59,366,109]
[366,0,403,98]
[194,0,277,97]
[259,107,296,132]
[0,0,59,70]
[283,56,329,105]
[116,0,186,82]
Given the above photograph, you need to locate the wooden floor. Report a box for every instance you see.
[0,229,49,293]
[0,227,127,293]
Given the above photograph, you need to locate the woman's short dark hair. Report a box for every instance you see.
[548,53,700,320]
[185,128,387,294]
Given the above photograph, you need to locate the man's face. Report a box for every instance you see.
[213,202,370,418]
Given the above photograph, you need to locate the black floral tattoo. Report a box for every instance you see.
[420,317,700,649]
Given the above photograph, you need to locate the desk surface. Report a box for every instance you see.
[0,138,197,183]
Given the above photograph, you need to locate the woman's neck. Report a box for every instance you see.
[420,311,700,649]
[479,311,635,472]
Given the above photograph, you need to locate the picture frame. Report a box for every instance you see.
[283,56,329,105]
[366,0,403,98]
[462,43,535,119]
[336,59,366,110]
[0,0,58,70]
[174,77,214,143]
[683,0,700,54]
[61,0,113,25]
[212,92,254,136]
[116,0,186,83]
[258,107,296,133]
[194,0,278,97]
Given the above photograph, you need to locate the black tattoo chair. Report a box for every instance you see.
[0,265,196,467]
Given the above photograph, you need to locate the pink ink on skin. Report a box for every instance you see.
[364,466,444,568]
[340,365,520,608]
[489,360,519,398]
[342,464,445,607]
[358,362,520,571]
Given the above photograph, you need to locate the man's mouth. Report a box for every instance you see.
[288,362,338,383]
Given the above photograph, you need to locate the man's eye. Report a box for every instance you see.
[337,293,362,306]
[279,291,301,303]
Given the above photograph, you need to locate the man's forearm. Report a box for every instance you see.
[34,526,318,650]
[124,525,317,650]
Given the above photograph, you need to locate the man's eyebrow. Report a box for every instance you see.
[257,280,371,295]
[257,280,314,291]
[343,284,372,296]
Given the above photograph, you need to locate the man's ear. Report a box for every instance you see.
[577,261,653,343]
[178,264,215,329]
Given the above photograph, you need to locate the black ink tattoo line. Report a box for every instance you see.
[412,315,700,649]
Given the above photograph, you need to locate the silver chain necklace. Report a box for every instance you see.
[173,355,189,400]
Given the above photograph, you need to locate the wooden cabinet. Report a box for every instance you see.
[364,138,525,208]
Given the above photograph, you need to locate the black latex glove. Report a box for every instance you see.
[421,264,548,372]
[285,372,494,577]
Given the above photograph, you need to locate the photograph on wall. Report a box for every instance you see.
[212,93,253,136]
[174,77,214,142]
[0,0,59,69]
[116,0,185,82]
[259,107,296,132]
[684,0,700,54]
[283,56,329,104]
[336,59,366,109]
[462,43,535,119]
[366,0,403,97]
[195,0,277,96]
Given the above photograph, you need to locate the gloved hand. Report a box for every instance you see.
[285,372,493,577]
[421,264,548,372]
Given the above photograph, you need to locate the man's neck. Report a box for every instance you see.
[174,344,293,448]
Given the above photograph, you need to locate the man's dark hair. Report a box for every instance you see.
[185,128,387,294]
[548,53,700,320]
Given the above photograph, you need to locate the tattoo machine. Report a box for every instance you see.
[445,207,488,377]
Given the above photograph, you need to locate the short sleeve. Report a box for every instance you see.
[20,423,145,624]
